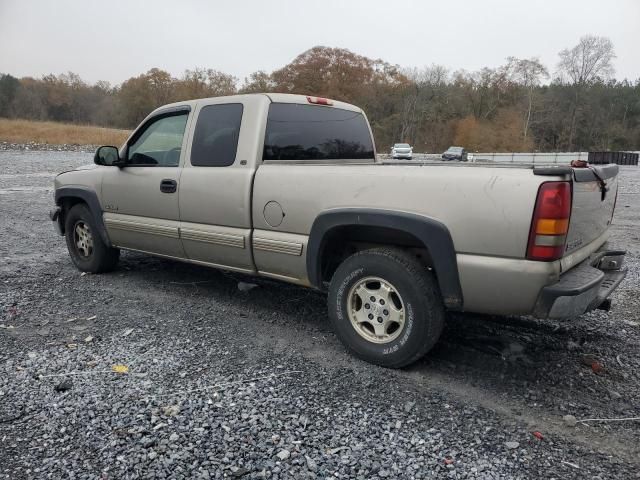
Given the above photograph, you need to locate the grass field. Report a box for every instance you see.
[0,118,130,146]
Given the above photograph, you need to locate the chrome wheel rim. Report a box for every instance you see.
[347,276,405,344]
[74,221,94,258]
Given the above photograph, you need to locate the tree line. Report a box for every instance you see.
[0,35,638,152]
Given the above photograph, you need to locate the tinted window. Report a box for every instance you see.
[263,103,374,161]
[128,113,188,167]
[190,104,243,167]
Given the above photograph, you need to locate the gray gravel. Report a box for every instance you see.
[1,150,639,479]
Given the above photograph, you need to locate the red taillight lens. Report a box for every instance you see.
[306,96,333,106]
[527,181,572,261]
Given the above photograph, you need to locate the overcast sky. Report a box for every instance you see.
[1,0,638,85]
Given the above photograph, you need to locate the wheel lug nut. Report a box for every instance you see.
[379,299,385,305]
[364,304,370,309]
[368,313,374,320]
[383,309,389,315]
[370,296,376,302]
[377,317,383,323]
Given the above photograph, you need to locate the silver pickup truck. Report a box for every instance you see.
[50,93,627,367]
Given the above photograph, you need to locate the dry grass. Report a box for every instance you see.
[0,118,131,146]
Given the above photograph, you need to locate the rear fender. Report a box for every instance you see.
[307,208,463,310]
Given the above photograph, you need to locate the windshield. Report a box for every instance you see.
[394,144,410,148]
[447,147,463,153]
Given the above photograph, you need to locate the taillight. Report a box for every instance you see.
[307,96,333,106]
[526,181,572,261]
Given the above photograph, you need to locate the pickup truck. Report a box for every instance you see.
[50,93,627,368]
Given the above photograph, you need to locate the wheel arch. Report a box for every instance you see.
[306,208,463,310]
[55,186,111,247]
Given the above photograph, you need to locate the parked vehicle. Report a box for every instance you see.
[442,146,468,161]
[50,93,627,368]
[391,143,413,159]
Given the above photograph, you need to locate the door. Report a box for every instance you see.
[101,109,191,258]
[178,97,266,273]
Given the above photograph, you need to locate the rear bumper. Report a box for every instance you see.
[533,250,626,319]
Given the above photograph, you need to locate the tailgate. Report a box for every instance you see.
[565,164,619,255]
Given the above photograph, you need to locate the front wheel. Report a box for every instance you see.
[328,247,445,368]
[64,204,120,273]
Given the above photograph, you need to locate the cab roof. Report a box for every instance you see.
[153,93,362,115]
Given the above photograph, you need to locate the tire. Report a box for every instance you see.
[328,247,445,368]
[64,203,119,273]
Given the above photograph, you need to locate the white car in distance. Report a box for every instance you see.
[391,143,413,160]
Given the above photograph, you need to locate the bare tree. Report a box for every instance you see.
[398,65,449,145]
[557,35,615,85]
[557,35,616,149]
[506,57,549,143]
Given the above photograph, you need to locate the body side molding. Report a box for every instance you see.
[307,208,463,310]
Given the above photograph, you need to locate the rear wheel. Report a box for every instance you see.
[64,204,119,273]
[328,247,445,368]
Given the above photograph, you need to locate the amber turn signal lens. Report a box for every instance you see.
[536,218,569,235]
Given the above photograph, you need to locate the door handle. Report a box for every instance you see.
[160,179,177,193]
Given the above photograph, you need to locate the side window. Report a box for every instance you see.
[263,103,375,161]
[191,104,243,167]
[127,113,189,167]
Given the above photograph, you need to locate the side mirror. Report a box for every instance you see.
[94,146,123,166]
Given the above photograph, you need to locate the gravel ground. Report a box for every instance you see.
[1,149,639,479]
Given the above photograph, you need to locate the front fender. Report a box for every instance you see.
[54,186,111,247]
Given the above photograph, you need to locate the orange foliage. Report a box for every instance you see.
[454,109,534,151]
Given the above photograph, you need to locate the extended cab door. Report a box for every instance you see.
[178,96,269,272]
[101,106,192,258]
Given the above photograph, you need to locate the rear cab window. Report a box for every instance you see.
[263,103,375,161]
[190,103,243,167]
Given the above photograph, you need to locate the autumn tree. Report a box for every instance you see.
[117,68,176,127]
[240,71,276,93]
[270,46,404,103]
[174,68,237,100]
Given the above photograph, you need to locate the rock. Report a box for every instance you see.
[328,446,349,455]
[54,379,73,392]
[608,390,622,400]
[83,335,94,343]
[141,437,157,448]
[404,401,416,413]
[162,405,180,417]
[27,352,37,359]
[305,455,317,472]
[505,441,519,449]
[169,433,179,442]
[148,451,158,460]
[231,467,250,478]
[276,450,290,461]
[238,282,259,292]
[563,415,577,427]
